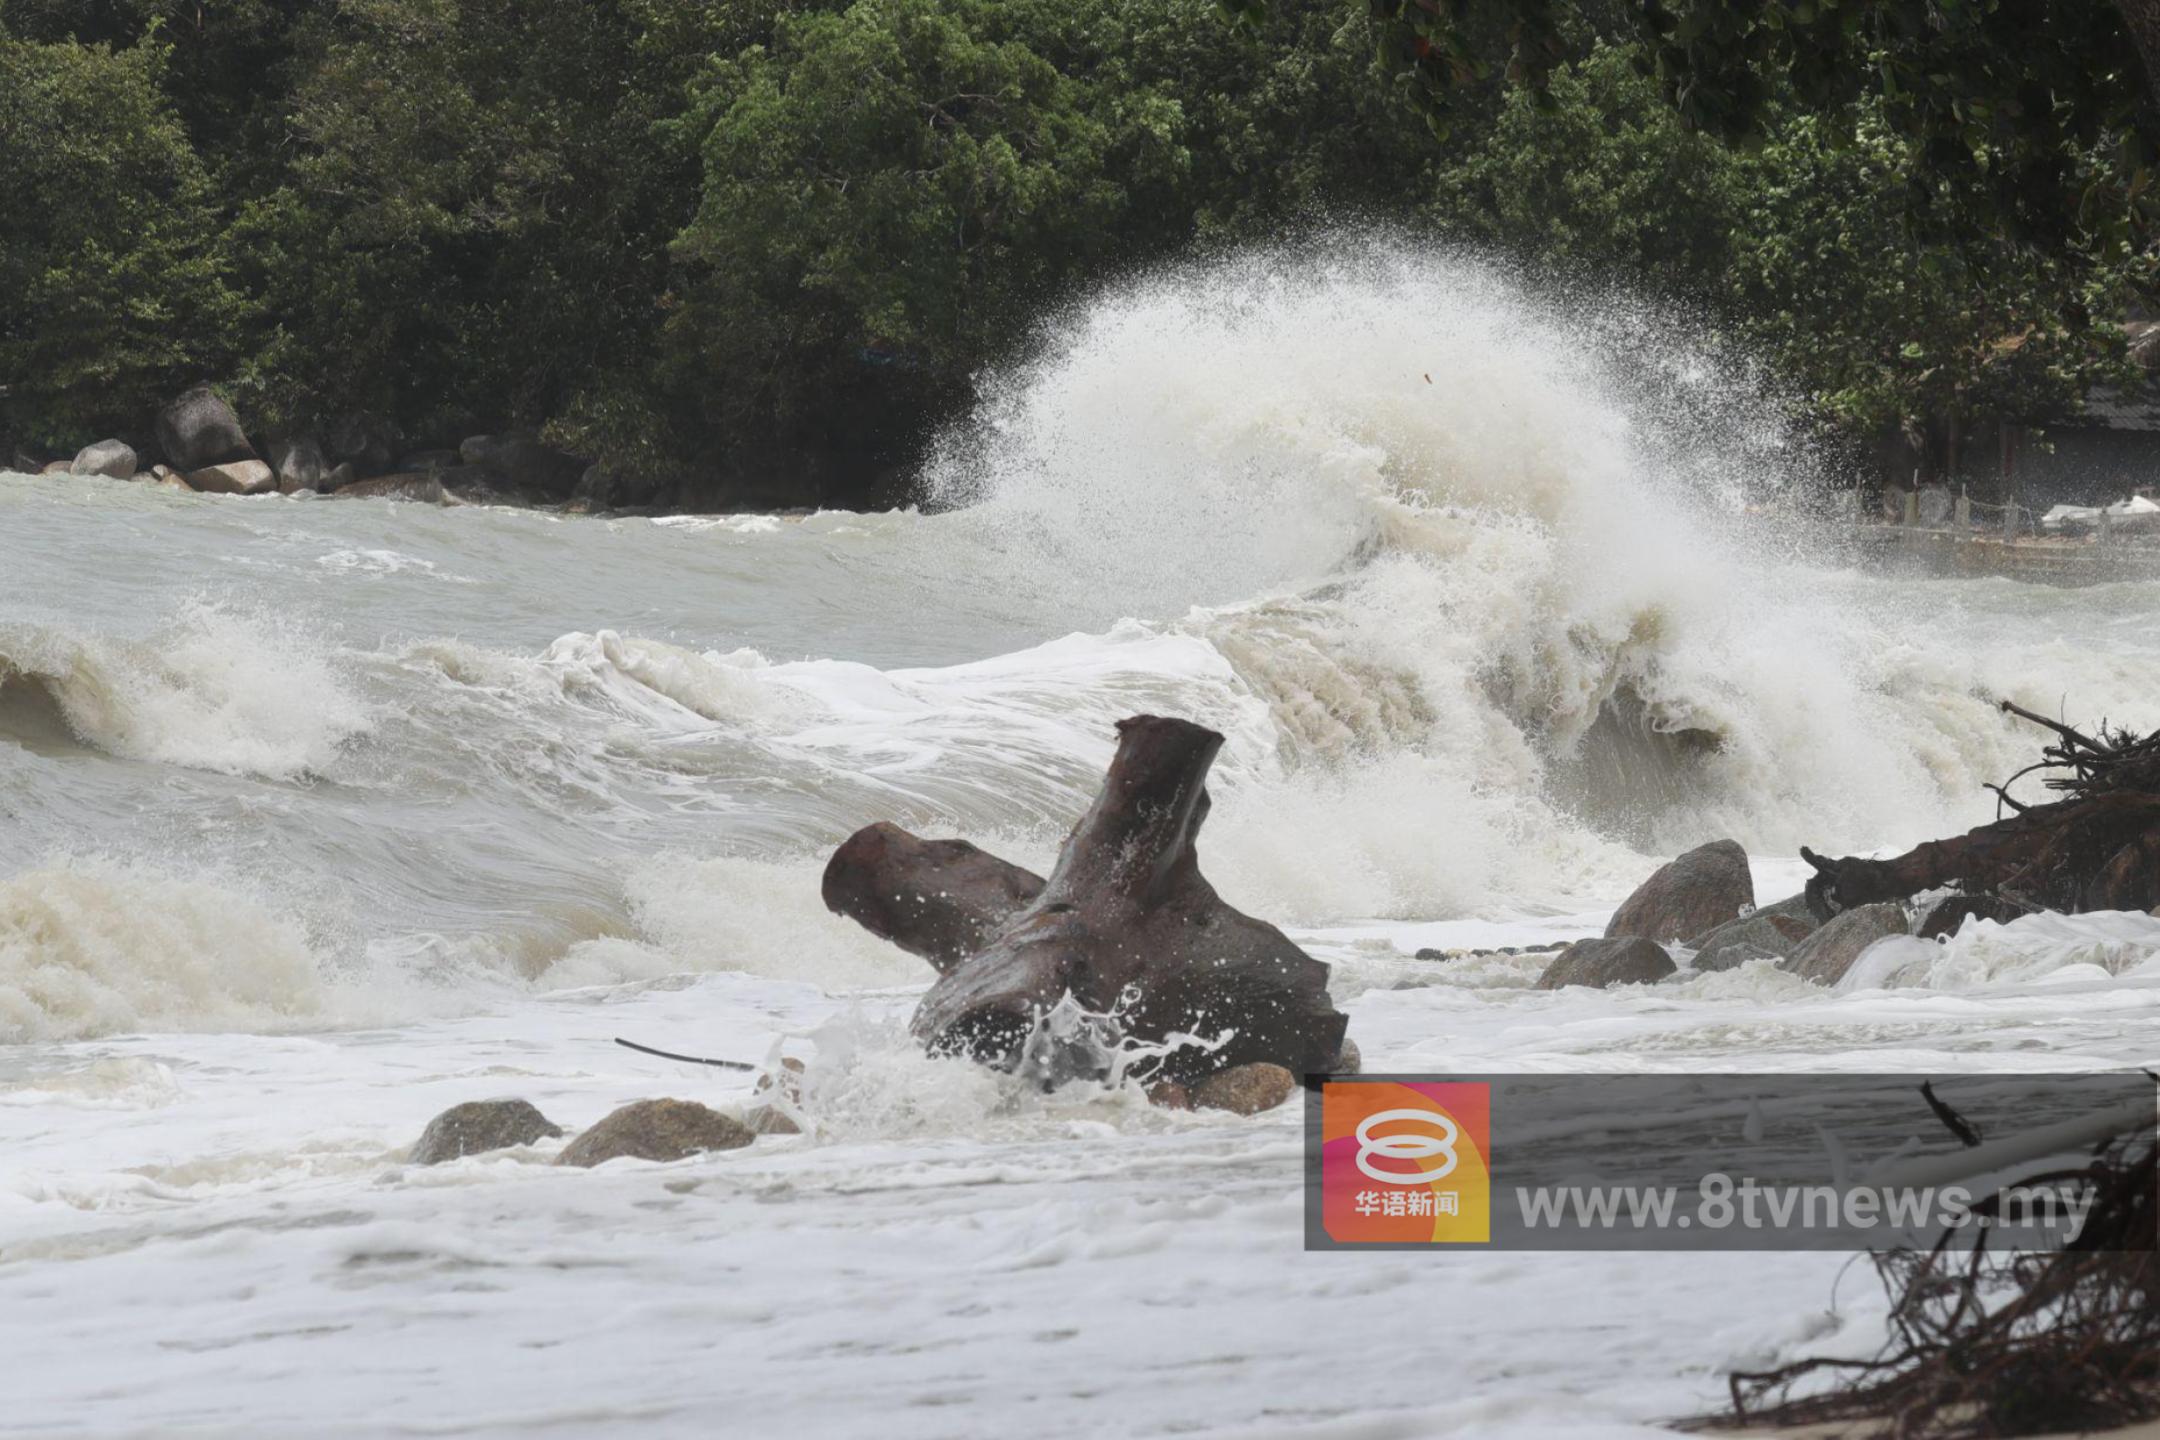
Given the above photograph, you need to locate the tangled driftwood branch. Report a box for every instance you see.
[1726,1136,2159,1439]
[1800,701,2160,921]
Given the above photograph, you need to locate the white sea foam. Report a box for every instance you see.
[11,244,2160,1434]
[0,602,367,779]
[0,859,327,1042]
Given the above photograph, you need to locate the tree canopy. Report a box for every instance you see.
[2,0,2150,500]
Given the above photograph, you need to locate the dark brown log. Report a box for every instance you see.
[821,822,1044,973]
[825,715,1348,1085]
[1803,791,2160,918]
[2091,830,2160,912]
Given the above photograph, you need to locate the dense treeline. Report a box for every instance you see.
[0,0,2145,507]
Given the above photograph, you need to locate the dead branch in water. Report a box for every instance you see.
[1725,1137,2160,1439]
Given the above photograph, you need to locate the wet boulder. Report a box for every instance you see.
[409,1099,563,1165]
[327,412,400,478]
[745,1105,801,1136]
[70,439,137,480]
[1605,840,1754,943]
[556,1098,754,1168]
[157,384,256,472]
[438,465,538,507]
[1190,1062,1298,1115]
[1753,893,1819,925]
[184,459,277,495]
[1917,894,2023,940]
[328,472,445,503]
[460,431,583,498]
[1781,903,1908,986]
[1688,910,1813,973]
[269,435,329,494]
[400,448,460,474]
[573,462,666,512]
[1535,936,1677,990]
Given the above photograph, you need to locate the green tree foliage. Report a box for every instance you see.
[660,0,1428,466]
[236,0,693,440]
[0,29,238,448]
[1427,46,2142,440]
[0,0,2148,495]
[1267,0,2160,250]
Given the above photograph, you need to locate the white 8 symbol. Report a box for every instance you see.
[1354,1108,1460,1185]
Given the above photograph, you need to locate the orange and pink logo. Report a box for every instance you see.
[1320,1080,1491,1244]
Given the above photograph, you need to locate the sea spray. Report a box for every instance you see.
[5,239,2160,1026]
[0,600,367,780]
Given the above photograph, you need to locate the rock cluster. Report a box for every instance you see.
[16,384,602,510]
[1529,838,1911,991]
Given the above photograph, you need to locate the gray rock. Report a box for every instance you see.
[437,465,537,506]
[400,448,460,473]
[328,472,445,503]
[70,439,137,480]
[269,435,328,494]
[157,384,256,471]
[744,1105,801,1136]
[1606,840,1754,942]
[1689,911,1813,972]
[1703,942,1782,970]
[574,462,664,511]
[556,1098,755,1168]
[322,461,358,493]
[327,412,400,478]
[1917,894,2022,940]
[461,430,583,497]
[1330,1037,1362,1075]
[184,459,276,495]
[1750,892,1821,931]
[40,460,73,474]
[409,1099,563,1165]
[1189,1062,1299,1115]
[1782,903,1908,986]
[1536,936,1677,990]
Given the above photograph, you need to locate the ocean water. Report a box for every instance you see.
[5,244,2160,1437]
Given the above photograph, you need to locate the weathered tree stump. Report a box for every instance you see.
[823,715,1348,1084]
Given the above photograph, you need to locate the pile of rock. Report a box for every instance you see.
[18,384,604,509]
[1529,838,1920,992]
[406,1094,771,1170]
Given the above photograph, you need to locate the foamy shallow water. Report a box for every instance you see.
[7,245,2160,1435]
[9,897,2160,1438]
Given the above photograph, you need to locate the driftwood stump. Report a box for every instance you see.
[822,715,1348,1084]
